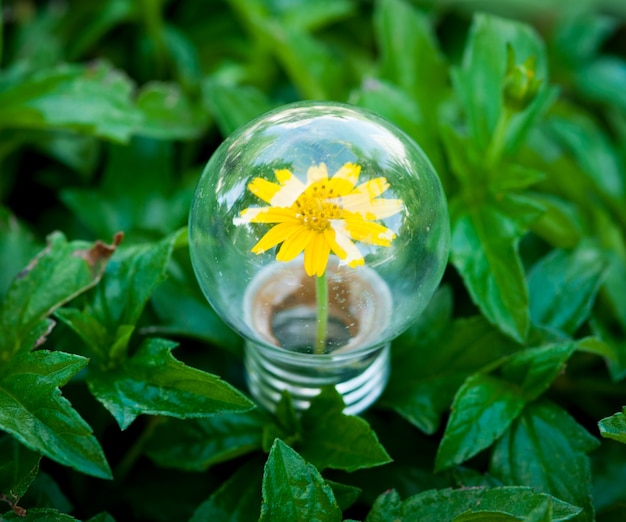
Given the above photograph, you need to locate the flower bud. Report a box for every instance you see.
[503,44,542,112]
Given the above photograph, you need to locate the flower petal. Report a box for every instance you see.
[248,177,282,204]
[330,221,365,268]
[238,207,299,224]
[331,163,361,190]
[276,227,316,263]
[306,163,329,185]
[343,215,396,246]
[251,222,301,254]
[354,177,390,198]
[323,227,346,260]
[271,169,306,207]
[304,232,331,277]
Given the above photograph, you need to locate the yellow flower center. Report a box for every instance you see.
[294,184,341,232]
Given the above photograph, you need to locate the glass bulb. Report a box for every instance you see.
[189,101,449,413]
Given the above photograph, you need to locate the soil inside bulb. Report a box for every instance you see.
[244,257,391,356]
[271,305,353,353]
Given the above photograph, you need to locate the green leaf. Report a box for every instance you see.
[373,0,447,168]
[0,62,141,142]
[528,243,607,335]
[435,374,526,472]
[0,231,120,356]
[375,0,446,102]
[490,401,599,521]
[598,408,626,444]
[260,439,341,522]
[325,480,361,511]
[526,193,584,249]
[189,458,263,522]
[86,338,254,430]
[56,231,182,362]
[148,265,242,352]
[202,80,274,137]
[0,208,40,299]
[0,351,111,479]
[0,508,79,520]
[367,487,581,521]
[545,113,625,203]
[61,139,191,240]
[298,387,391,472]
[451,13,548,152]
[383,315,518,434]
[134,82,208,140]
[452,512,520,521]
[500,343,576,401]
[0,434,41,499]
[576,57,626,112]
[450,194,543,342]
[144,409,266,471]
[365,489,403,522]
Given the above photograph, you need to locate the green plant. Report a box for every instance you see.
[1,0,625,520]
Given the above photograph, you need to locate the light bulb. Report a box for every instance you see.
[189,101,449,413]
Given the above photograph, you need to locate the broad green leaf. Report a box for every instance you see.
[490,401,599,521]
[202,80,274,137]
[229,0,348,100]
[576,57,626,112]
[149,266,242,352]
[598,408,626,444]
[262,391,301,452]
[373,0,447,169]
[87,338,254,430]
[435,374,526,472]
[61,139,191,240]
[299,387,391,472]
[367,487,581,521]
[375,0,446,102]
[528,244,607,335]
[545,113,625,203]
[0,231,121,356]
[0,435,41,499]
[526,193,584,249]
[21,471,73,514]
[592,316,626,382]
[0,208,40,299]
[0,508,79,520]
[0,351,111,479]
[450,194,543,342]
[524,498,552,522]
[365,489,403,522]
[189,458,263,522]
[144,410,266,471]
[134,82,208,140]
[551,13,618,64]
[0,62,141,142]
[500,343,576,401]
[86,513,117,522]
[278,0,355,31]
[56,231,182,362]
[452,512,520,521]
[325,480,361,511]
[451,13,548,152]
[382,315,518,435]
[351,78,446,177]
[260,439,341,522]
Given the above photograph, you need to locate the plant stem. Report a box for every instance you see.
[486,107,511,167]
[314,272,328,354]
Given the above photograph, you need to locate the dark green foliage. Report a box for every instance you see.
[1,0,625,520]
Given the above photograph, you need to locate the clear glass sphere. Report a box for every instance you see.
[189,101,449,359]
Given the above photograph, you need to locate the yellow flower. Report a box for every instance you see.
[236,162,403,277]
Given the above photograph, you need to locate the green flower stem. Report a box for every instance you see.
[314,272,329,354]
[486,107,512,167]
